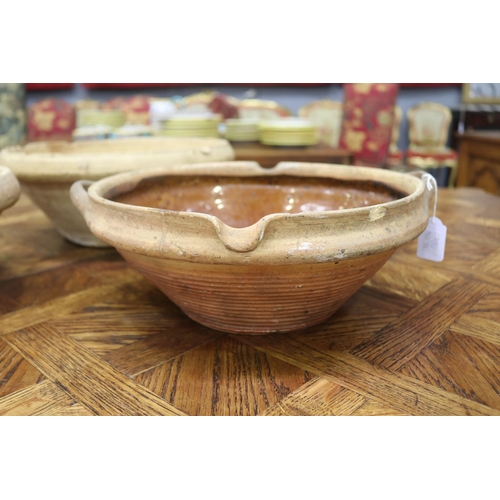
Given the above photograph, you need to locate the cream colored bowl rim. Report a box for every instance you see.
[0,137,234,182]
[77,161,429,258]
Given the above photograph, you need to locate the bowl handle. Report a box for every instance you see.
[408,170,437,219]
[407,169,426,179]
[70,180,93,218]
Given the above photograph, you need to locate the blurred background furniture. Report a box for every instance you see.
[232,142,353,168]
[21,83,466,151]
[298,99,343,147]
[386,106,404,167]
[14,84,488,191]
[450,104,500,150]
[406,102,458,187]
[456,131,500,195]
[338,83,399,168]
[27,98,75,142]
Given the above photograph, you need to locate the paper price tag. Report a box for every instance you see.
[417,216,447,262]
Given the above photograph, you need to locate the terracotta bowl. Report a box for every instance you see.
[0,137,234,247]
[0,166,21,215]
[70,161,431,334]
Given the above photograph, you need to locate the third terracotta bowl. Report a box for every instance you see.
[70,161,431,334]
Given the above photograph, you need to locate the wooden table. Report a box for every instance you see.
[456,131,500,195]
[1,189,499,416]
[232,142,353,168]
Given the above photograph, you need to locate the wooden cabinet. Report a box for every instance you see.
[456,132,500,194]
[451,108,500,150]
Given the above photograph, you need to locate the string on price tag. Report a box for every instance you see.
[416,174,447,262]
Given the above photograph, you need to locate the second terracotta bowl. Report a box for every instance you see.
[71,161,431,334]
[0,137,234,247]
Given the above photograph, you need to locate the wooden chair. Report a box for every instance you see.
[386,106,404,167]
[406,102,458,187]
[298,99,343,147]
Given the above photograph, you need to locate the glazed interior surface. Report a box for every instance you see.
[112,175,406,228]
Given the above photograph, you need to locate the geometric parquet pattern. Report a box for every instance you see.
[1,188,499,415]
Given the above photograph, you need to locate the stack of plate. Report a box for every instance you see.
[224,119,260,142]
[76,109,126,129]
[72,125,113,141]
[258,118,318,146]
[110,124,154,139]
[159,115,221,138]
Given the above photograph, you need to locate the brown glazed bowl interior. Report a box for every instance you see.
[71,161,431,334]
[113,175,405,230]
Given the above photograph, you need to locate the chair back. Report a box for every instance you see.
[407,102,452,150]
[299,99,343,147]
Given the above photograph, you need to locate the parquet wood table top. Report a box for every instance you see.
[1,188,499,416]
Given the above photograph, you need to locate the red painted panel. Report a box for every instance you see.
[81,83,197,89]
[81,83,330,89]
[26,83,74,91]
[399,83,462,88]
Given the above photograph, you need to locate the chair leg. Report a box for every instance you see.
[448,162,458,188]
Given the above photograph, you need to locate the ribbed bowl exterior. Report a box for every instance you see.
[119,249,395,334]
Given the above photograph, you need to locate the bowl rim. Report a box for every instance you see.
[90,160,423,213]
[72,161,430,261]
[0,137,235,183]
